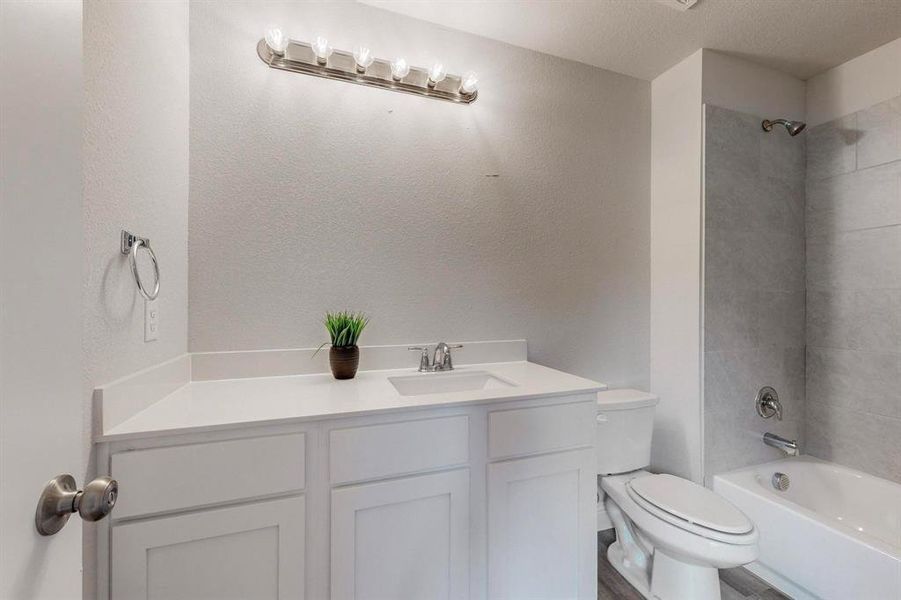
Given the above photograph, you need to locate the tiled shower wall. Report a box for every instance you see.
[703,105,807,479]
[703,99,901,484]
[805,96,901,484]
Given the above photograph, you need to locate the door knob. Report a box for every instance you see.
[35,474,118,536]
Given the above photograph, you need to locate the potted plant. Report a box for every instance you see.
[315,311,369,380]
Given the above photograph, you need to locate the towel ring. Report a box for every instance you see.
[121,230,160,301]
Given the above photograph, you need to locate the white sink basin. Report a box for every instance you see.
[389,370,515,397]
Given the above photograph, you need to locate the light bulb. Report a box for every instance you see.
[391,57,410,81]
[353,45,374,73]
[427,62,447,87]
[312,36,333,64]
[460,72,479,95]
[264,28,289,55]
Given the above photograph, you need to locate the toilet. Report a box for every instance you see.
[597,389,758,600]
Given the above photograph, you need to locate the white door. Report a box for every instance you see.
[112,496,305,600]
[331,469,470,600]
[0,2,85,599]
[488,449,597,600]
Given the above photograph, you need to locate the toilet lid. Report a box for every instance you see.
[627,474,753,534]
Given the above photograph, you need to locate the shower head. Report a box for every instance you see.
[762,118,806,136]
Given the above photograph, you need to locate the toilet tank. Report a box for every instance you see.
[596,389,659,475]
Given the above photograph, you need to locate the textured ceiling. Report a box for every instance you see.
[361,0,901,80]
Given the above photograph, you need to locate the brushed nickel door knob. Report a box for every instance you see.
[78,475,118,522]
[35,474,118,536]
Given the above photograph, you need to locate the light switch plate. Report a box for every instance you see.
[144,299,159,342]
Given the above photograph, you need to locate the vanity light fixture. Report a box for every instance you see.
[390,57,410,81]
[256,30,478,104]
[460,72,479,96]
[264,28,289,56]
[311,36,333,65]
[427,62,446,87]
[353,46,375,73]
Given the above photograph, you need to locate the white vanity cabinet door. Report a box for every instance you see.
[111,496,305,600]
[331,469,470,600]
[488,449,596,600]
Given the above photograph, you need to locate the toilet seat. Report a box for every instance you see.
[625,474,755,544]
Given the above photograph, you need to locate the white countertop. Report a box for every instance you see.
[99,361,605,442]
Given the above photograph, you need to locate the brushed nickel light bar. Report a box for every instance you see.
[257,29,479,105]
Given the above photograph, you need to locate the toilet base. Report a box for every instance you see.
[607,542,723,600]
[649,549,721,600]
[607,540,652,598]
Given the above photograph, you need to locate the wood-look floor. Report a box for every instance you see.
[597,530,790,600]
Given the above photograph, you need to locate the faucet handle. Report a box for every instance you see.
[755,386,783,420]
[433,342,463,370]
[408,346,431,372]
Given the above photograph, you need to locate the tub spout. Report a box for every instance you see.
[763,432,798,456]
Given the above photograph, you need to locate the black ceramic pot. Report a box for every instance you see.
[329,345,360,380]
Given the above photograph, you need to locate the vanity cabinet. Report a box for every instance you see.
[487,449,596,599]
[331,469,470,599]
[111,496,305,599]
[97,395,597,600]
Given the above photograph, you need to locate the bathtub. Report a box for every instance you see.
[713,456,901,600]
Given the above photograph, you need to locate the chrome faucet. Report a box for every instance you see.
[763,432,799,456]
[408,342,464,372]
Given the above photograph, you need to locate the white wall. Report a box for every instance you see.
[83,1,189,595]
[806,37,901,127]
[1,2,84,597]
[649,50,704,481]
[187,1,651,389]
[83,0,189,431]
[702,50,806,120]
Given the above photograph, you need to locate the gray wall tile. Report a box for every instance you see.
[706,228,764,292]
[857,97,901,170]
[703,104,806,479]
[806,162,901,237]
[758,290,806,349]
[850,289,901,353]
[805,402,901,483]
[806,226,901,291]
[808,288,901,353]
[761,127,806,184]
[705,347,805,416]
[705,105,761,181]
[705,96,901,485]
[706,229,805,293]
[803,94,901,485]
[759,231,806,291]
[806,347,901,419]
[806,114,857,181]
[806,287,856,350]
[704,286,760,352]
[706,170,804,237]
[705,408,803,476]
[757,175,806,236]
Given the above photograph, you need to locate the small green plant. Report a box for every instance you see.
[314,311,369,355]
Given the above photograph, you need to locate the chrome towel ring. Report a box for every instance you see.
[121,230,160,301]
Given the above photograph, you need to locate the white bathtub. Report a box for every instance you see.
[713,456,901,600]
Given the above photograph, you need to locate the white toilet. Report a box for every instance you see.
[597,389,758,600]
